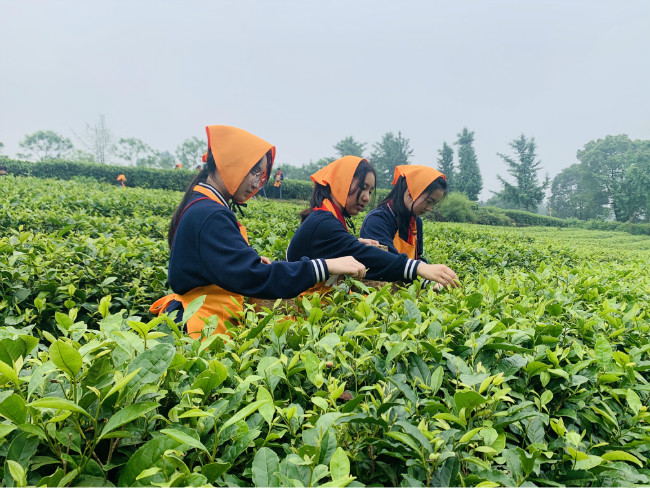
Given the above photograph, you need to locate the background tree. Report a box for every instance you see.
[17,130,74,161]
[275,158,334,181]
[175,136,206,169]
[333,136,366,158]
[135,150,175,169]
[454,127,482,201]
[495,135,549,212]
[547,164,602,219]
[576,135,649,222]
[615,142,650,222]
[115,138,155,166]
[370,131,413,188]
[436,141,454,190]
[0,141,4,154]
[76,114,114,164]
[158,150,175,169]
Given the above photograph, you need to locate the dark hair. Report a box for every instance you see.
[299,160,377,230]
[167,151,213,248]
[378,175,447,236]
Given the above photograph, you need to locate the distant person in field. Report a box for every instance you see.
[361,165,448,261]
[0,165,7,176]
[150,125,366,339]
[286,156,460,294]
[273,169,283,198]
[175,162,183,170]
[116,174,126,187]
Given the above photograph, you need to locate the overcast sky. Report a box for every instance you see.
[1,0,648,198]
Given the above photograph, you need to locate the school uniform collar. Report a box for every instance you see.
[197,182,229,207]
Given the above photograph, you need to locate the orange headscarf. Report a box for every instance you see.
[393,165,445,200]
[202,125,276,202]
[311,156,368,207]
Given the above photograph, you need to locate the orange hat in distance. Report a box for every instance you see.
[311,156,368,207]
[393,165,445,201]
[202,125,276,202]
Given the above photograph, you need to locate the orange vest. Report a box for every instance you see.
[150,186,248,339]
[392,217,417,260]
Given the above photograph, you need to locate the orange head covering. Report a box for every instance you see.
[393,165,445,200]
[310,156,368,207]
[202,125,276,202]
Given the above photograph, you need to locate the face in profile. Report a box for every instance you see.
[345,171,375,216]
[406,188,445,217]
[233,154,269,202]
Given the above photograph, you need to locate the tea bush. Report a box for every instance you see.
[1,176,649,487]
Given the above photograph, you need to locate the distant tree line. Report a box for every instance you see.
[5,115,206,170]
[2,115,648,223]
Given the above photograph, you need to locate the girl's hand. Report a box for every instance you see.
[324,256,367,279]
[260,256,271,264]
[418,263,460,288]
[359,238,380,247]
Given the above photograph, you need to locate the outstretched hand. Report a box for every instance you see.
[324,256,367,279]
[419,263,460,288]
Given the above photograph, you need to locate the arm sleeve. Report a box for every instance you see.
[307,216,420,282]
[198,211,327,299]
[360,210,400,255]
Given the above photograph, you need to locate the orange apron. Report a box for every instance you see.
[150,186,248,340]
[393,216,417,260]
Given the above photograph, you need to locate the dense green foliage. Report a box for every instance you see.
[549,135,650,223]
[1,175,649,486]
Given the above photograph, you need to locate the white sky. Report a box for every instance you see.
[1,0,649,198]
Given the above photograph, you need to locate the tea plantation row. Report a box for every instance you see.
[0,176,649,487]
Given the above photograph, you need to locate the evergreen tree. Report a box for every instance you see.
[496,135,549,212]
[333,136,366,158]
[370,131,413,188]
[454,128,482,200]
[436,141,454,190]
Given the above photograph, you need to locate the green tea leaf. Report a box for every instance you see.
[0,394,26,425]
[626,389,641,416]
[100,401,159,439]
[454,390,487,413]
[219,399,269,434]
[601,450,643,467]
[28,397,91,417]
[252,447,280,487]
[330,447,350,479]
[125,344,175,397]
[161,428,208,453]
[594,335,612,367]
[49,340,82,378]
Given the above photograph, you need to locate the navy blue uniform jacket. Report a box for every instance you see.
[286,209,420,282]
[168,189,328,302]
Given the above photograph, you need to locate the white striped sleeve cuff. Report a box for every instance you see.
[311,258,328,282]
[421,279,432,288]
[403,259,418,281]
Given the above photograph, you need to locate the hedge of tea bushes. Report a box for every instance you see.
[1,174,649,487]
